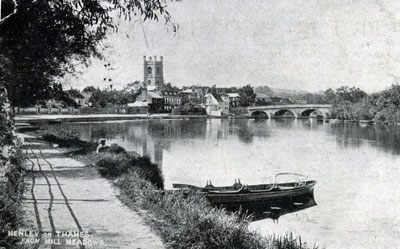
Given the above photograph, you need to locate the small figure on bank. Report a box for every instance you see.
[96,139,107,153]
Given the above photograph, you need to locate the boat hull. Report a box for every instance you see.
[204,180,316,212]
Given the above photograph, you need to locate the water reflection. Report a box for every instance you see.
[248,193,317,222]
[328,123,400,155]
[49,119,274,165]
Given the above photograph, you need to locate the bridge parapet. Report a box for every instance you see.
[248,104,332,111]
[247,104,332,119]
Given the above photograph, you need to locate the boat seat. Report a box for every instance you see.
[278,186,294,190]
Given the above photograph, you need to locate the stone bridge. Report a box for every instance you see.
[247,104,332,119]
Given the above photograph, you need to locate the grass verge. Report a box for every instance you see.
[115,172,315,249]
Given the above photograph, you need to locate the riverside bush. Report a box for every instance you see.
[42,131,98,153]
[96,153,130,177]
[95,153,164,189]
[42,131,128,155]
[101,143,127,154]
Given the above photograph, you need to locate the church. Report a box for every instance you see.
[143,55,164,89]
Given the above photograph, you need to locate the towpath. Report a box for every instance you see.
[18,133,164,249]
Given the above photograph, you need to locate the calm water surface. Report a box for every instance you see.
[49,119,400,249]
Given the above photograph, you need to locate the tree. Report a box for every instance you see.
[50,83,76,107]
[0,0,173,107]
[299,93,327,104]
[377,84,400,108]
[334,86,366,104]
[83,86,97,93]
[324,88,336,103]
[161,82,180,92]
[238,85,256,107]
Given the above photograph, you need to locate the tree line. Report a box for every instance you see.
[328,85,400,124]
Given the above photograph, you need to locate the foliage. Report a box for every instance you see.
[41,130,164,188]
[0,89,15,160]
[0,149,25,248]
[284,92,328,104]
[255,98,271,106]
[329,84,400,123]
[1,0,108,106]
[0,0,173,107]
[66,88,84,99]
[172,102,206,115]
[41,131,98,154]
[83,86,97,93]
[301,93,326,104]
[100,143,128,154]
[0,86,25,248]
[161,82,181,92]
[115,172,315,249]
[229,107,248,116]
[212,86,239,94]
[238,85,256,107]
[0,117,14,161]
[89,88,138,107]
[333,86,367,104]
[49,83,76,107]
[96,153,164,189]
[96,153,130,177]
[324,88,335,102]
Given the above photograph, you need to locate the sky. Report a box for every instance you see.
[64,0,400,93]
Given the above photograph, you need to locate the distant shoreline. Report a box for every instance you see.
[14,114,209,123]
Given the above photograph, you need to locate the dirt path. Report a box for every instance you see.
[19,134,164,249]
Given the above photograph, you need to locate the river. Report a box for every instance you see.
[48,118,400,249]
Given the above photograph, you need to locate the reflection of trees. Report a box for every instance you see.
[297,119,325,131]
[237,123,253,143]
[91,127,109,139]
[251,120,272,138]
[328,123,400,155]
[147,119,207,140]
[228,119,271,144]
[53,120,210,165]
[270,119,295,129]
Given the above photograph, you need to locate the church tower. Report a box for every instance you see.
[143,56,164,88]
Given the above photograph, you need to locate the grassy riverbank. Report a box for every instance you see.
[39,130,315,249]
[115,172,314,249]
[0,149,26,248]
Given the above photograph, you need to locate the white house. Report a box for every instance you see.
[204,92,229,116]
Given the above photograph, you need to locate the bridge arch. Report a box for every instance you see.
[247,104,332,119]
[250,111,269,118]
[300,109,328,118]
[273,109,296,118]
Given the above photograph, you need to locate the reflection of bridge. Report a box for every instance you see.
[248,104,332,119]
